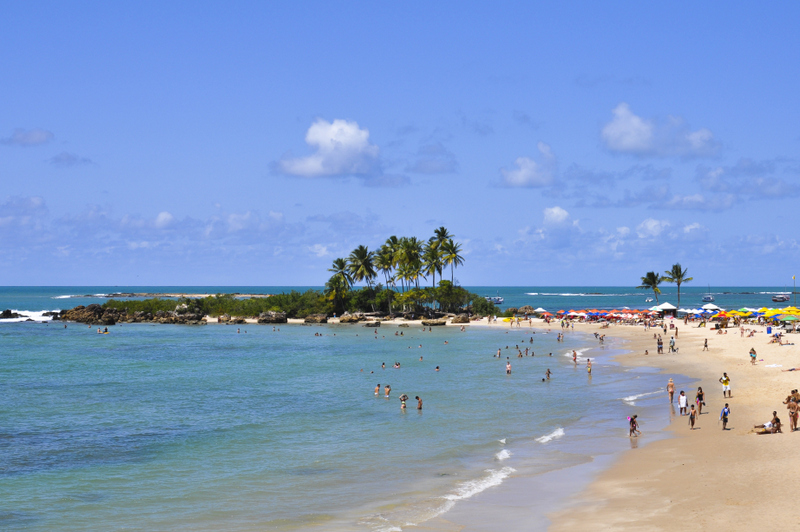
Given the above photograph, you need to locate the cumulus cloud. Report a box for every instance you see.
[308,244,330,257]
[48,152,93,167]
[1,128,54,146]
[277,118,380,177]
[501,142,555,187]
[154,211,174,229]
[543,206,570,225]
[636,218,670,238]
[601,103,718,157]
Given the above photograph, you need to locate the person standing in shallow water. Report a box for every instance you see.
[416,396,422,410]
[506,360,512,375]
[629,414,640,437]
[667,378,675,403]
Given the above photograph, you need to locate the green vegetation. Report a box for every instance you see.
[662,263,693,308]
[101,227,499,319]
[637,271,665,303]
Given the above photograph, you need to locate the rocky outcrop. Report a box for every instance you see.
[0,309,25,319]
[338,313,364,324]
[363,321,381,327]
[450,314,470,324]
[257,311,287,324]
[518,305,535,315]
[59,305,206,325]
[218,314,231,323]
[421,318,447,326]
[304,314,328,324]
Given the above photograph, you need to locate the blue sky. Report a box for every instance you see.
[1,1,798,286]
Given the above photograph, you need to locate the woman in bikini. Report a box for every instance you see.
[695,387,705,415]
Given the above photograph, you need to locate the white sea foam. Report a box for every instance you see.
[498,438,506,444]
[495,449,511,461]
[535,427,565,443]
[52,295,73,299]
[563,347,591,359]
[0,310,60,322]
[443,467,515,502]
[621,390,662,406]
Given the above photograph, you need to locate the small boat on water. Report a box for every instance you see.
[702,284,715,303]
[645,297,654,303]
[484,292,504,304]
[772,294,790,303]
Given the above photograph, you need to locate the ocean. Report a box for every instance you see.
[2,286,780,530]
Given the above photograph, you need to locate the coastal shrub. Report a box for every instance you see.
[469,294,499,316]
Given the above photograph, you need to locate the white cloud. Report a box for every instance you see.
[48,152,93,167]
[636,218,670,238]
[601,103,717,157]
[308,244,329,257]
[684,223,703,233]
[278,119,379,177]
[617,226,630,236]
[1,128,54,146]
[601,103,653,152]
[154,211,174,228]
[543,206,569,225]
[501,142,555,187]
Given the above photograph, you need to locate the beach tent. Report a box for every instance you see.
[534,307,548,313]
[702,303,721,311]
[657,302,677,310]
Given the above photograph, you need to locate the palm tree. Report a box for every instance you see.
[375,246,395,312]
[637,271,664,303]
[326,258,352,313]
[347,245,377,288]
[423,238,443,288]
[663,263,693,308]
[441,239,464,283]
[433,226,453,249]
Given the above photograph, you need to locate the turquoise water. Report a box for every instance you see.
[1,288,692,530]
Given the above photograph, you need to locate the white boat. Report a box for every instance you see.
[772,294,790,303]
[702,285,714,302]
[645,297,654,303]
[484,295,504,304]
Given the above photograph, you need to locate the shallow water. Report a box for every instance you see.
[0,288,689,531]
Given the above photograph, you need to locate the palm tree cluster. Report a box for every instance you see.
[637,263,694,306]
[324,227,466,314]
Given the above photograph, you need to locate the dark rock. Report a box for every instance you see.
[451,314,470,324]
[257,311,287,324]
[1,309,24,319]
[338,314,364,324]
[304,314,328,324]
[518,305,535,315]
[421,318,447,326]
[363,321,381,327]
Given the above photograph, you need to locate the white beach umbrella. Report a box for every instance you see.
[657,302,677,310]
[702,303,721,311]
[534,307,547,313]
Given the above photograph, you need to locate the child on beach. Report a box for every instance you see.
[749,348,757,365]
[688,404,697,429]
[720,403,731,430]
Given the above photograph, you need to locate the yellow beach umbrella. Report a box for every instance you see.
[758,307,770,313]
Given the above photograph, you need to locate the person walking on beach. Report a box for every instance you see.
[688,404,697,429]
[629,414,640,437]
[749,348,757,366]
[720,403,731,430]
[669,336,676,353]
[719,373,732,398]
[667,379,675,403]
[703,338,708,351]
[696,387,705,415]
[786,398,798,431]
[678,391,688,415]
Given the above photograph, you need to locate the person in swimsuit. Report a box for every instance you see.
[678,391,688,415]
[506,360,512,375]
[416,396,422,410]
[629,414,640,437]
[695,387,705,415]
[384,385,391,398]
[586,359,592,375]
[703,338,708,351]
[573,350,577,364]
[374,384,380,396]
[545,369,551,380]
[749,348,757,366]
[667,378,675,403]
[688,404,697,429]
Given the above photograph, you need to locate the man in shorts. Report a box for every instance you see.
[719,373,732,398]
